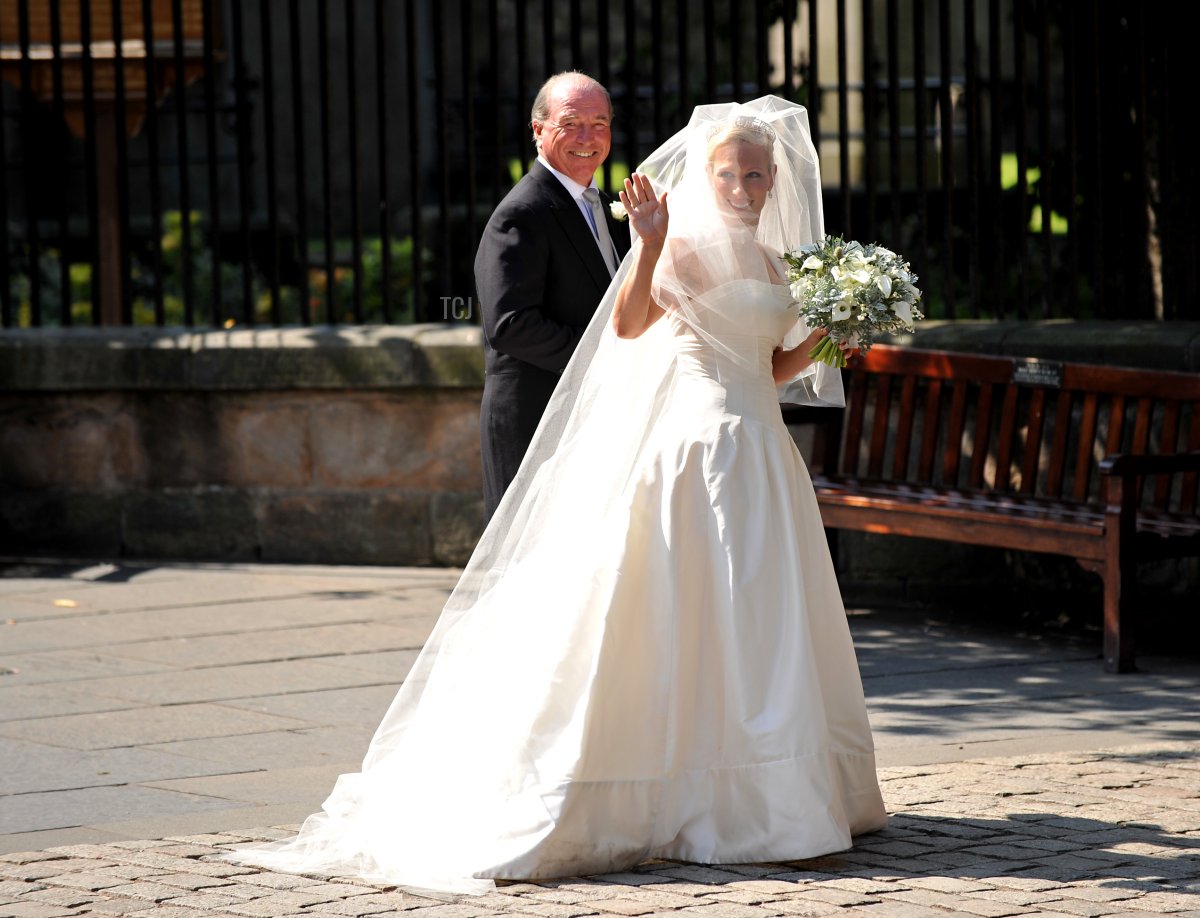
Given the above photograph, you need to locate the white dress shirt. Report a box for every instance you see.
[537,155,603,239]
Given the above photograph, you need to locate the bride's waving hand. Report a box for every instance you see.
[612,173,669,339]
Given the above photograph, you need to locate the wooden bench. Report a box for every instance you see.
[785,344,1200,672]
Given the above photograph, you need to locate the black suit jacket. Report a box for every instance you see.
[474,161,632,518]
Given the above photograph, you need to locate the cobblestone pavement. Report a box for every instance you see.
[3,741,1198,918]
[4,562,1199,917]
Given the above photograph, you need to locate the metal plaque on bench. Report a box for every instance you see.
[1012,357,1064,388]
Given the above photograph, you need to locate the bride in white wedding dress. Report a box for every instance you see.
[224,96,887,893]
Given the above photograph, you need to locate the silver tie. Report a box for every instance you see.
[582,187,618,277]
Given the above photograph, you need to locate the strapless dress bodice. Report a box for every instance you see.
[668,278,799,419]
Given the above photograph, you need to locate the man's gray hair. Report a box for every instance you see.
[530,71,612,147]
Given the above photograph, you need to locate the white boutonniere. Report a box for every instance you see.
[609,201,628,222]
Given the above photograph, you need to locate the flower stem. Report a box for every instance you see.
[807,334,844,368]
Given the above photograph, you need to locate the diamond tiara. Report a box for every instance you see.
[705,115,777,144]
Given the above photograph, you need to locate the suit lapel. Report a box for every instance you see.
[529,162,614,292]
[601,189,632,261]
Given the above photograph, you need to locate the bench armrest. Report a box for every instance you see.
[1099,451,1200,477]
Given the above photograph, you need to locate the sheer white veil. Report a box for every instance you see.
[223,95,841,893]
[366,93,842,800]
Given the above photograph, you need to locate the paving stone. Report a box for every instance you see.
[1035,900,1134,917]
[0,703,310,751]
[219,892,360,916]
[393,902,506,916]
[846,902,948,918]
[161,834,243,846]
[0,865,86,883]
[508,901,603,917]
[676,903,781,918]
[760,900,841,917]
[0,855,66,866]
[724,881,804,897]
[19,889,93,909]
[95,882,187,904]
[201,882,279,900]
[45,873,130,892]
[646,868,750,886]
[144,872,236,892]
[590,898,659,916]
[1058,888,1144,903]
[820,878,904,895]
[952,897,1039,917]
[106,841,174,851]
[987,878,1068,892]
[74,896,158,913]
[0,903,83,918]
[0,785,235,835]
[155,891,247,910]
[150,845,222,858]
[0,884,41,899]
[902,876,993,893]
[296,882,392,900]
[233,871,325,890]
[974,890,1071,907]
[701,890,786,906]
[523,886,626,904]
[1120,891,1200,911]
[594,874,674,888]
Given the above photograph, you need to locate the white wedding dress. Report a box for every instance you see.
[229,277,887,892]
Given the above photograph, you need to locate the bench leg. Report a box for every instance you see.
[1102,553,1137,674]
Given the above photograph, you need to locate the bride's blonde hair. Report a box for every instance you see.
[704,117,777,165]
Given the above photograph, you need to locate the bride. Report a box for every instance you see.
[224,95,887,893]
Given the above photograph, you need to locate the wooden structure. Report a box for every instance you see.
[0,0,210,323]
[794,345,1200,673]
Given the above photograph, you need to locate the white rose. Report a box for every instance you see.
[609,201,628,221]
[801,254,824,271]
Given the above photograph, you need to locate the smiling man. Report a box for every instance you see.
[474,72,631,519]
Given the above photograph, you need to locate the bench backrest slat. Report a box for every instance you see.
[918,379,943,482]
[1183,412,1200,515]
[968,381,995,490]
[1046,389,1072,499]
[893,375,918,479]
[1073,393,1100,502]
[1020,388,1049,495]
[1106,395,1126,457]
[993,384,1020,493]
[843,369,869,474]
[868,374,892,479]
[943,380,970,485]
[1155,402,1182,510]
[836,345,1200,517]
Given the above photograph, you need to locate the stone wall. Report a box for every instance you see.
[0,326,486,565]
[2,321,1198,602]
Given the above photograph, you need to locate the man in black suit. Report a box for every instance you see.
[474,72,631,519]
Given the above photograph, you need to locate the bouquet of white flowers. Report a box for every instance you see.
[783,235,924,368]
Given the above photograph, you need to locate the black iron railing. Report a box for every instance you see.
[0,0,1193,329]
